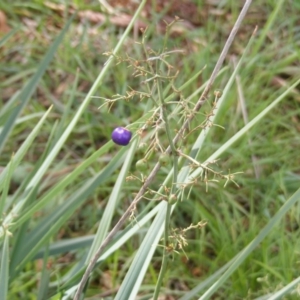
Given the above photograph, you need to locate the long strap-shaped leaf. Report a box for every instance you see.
[259,276,300,300]
[0,233,10,300]
[0,27,18,48]
[115,201,168,300]
[86,139,138,261]
[0,107,52,208]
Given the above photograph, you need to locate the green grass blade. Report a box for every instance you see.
[0,91,20,120]
[0,17,73,155]
[37,246,50,300]
[0,106,52,198]
[199,187,300,299]
[0,233,10,300]
[254,294,274,300]
[37,270,50,300]
[54,69,80,139]
[267,276,300,300]
[35,236,95,259]
[252,0,285,55]
[179,259,234,300]
[0,27,18,47]
[86,138,138,261]
[0,154,15,216]
[115,202,168,300]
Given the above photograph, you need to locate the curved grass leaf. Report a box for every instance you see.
[0,106,52,197]
[114,202,168,300]
[252,0,285,55]
[0,27,19,48]
[0,154,15,217]
[0,17,73,155]
[259,276,300,300]
[37,246,50,300]
[0,232,10,300]
[179,259,235,300]
[86,138,138,261]
[34,236,95,259]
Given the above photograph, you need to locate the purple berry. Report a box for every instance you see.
[111,127,132,146]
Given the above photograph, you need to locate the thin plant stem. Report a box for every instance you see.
[76,1,253,298]
[156,77,179,198]
[171,0,253,147]
[152,76,179,299]
[153,202,172,300]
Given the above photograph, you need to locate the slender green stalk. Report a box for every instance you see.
[156,78,178,197]
[153,76,179,300]
[153,202,172,300]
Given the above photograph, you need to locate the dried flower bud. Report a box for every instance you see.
[214,90,223,98]
[169,194,177,205]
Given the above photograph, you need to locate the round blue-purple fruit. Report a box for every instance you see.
[111,127,132,146]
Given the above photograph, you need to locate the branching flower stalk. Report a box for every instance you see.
[74,0,253,298]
